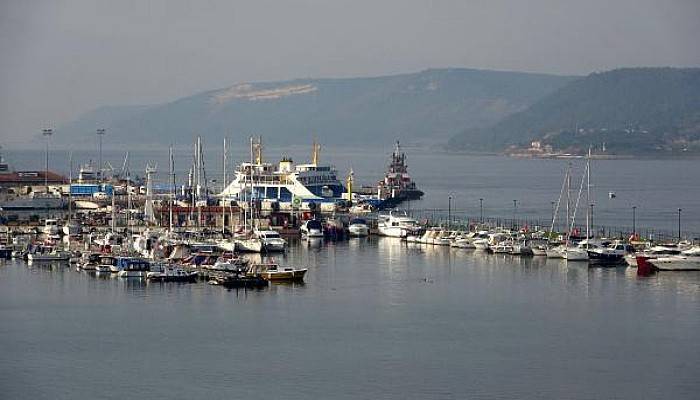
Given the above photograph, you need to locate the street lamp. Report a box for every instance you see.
[632,206,637,236]
[42,128,53,193]
[479,198,483,224]
[448,195,452,229]
[97,128,105,182]
[551,201,556,231]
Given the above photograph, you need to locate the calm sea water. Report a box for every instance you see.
[1,238,699,399]
[5,145,700,234]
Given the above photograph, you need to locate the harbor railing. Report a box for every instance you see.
[404,209,700,243]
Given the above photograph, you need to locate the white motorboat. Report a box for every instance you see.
[206,258,248,273]
[348,218,370,237]
[546,245,565,259]
[377,210,419,238]
[27,248,70,262]
[564,246,589,261]
[473,238,490,250]
[79,252,102,271]
[624,244,687,266]
[255,229,287,252]
[147,265,197,282]
[531,245,548,256]
[300,219,324,238]
[115,257,151,278]
[451,233,476,249]
[647,255,700,271]
[491,241,514,254]
[418,227,450,246]
[646,246,700,271]
[95,255,118,272]
[432,229,452,246]
[510,241,533,256]
[216,239,236,253]
[234,237,263,253]
[587,242,635,265]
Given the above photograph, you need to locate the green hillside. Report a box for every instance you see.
[59,68,573,147]
[449,67,700,154]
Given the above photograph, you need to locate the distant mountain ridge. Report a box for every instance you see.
[449,67,700,154]
[58,68,574,148]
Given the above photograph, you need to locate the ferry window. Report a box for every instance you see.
[279,188,292,201]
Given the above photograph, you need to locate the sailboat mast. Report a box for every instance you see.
[169,145,174,232]
[566,162,571,245]
[126,153,131,254]
[586,147,591,240]
[222,137,227,235]
[196,136,201,229]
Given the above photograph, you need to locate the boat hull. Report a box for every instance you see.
[647,257,700,271]
[260,269,307,282]
[348,225,369,237]
[587,251,625,265]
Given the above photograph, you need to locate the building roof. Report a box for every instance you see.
[0,170,68,185]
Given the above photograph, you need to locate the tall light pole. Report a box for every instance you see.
[678,208,682,241]
[96,128,105,182]
[550,201,556,226]
[632,206,636,236]
[479,198,483,224]
[448,195,452,229]
[42,128,53,193]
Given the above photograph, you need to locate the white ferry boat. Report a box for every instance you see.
[220,140,345,207]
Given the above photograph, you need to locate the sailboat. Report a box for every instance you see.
[564,150,592,261]
[546,163,570,259]
[62,152,81,237]
[234,137,264,253]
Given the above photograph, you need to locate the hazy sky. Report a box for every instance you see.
[1,0,699,145]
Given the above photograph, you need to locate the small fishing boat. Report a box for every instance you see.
[146,265,197,282]
[587,242,635,265]
[115,257,151,278]
[95,255,117,272]
[27,247,70,262]
[79,252,102,271]
[252,262,308,282]
[348,218,370,237]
